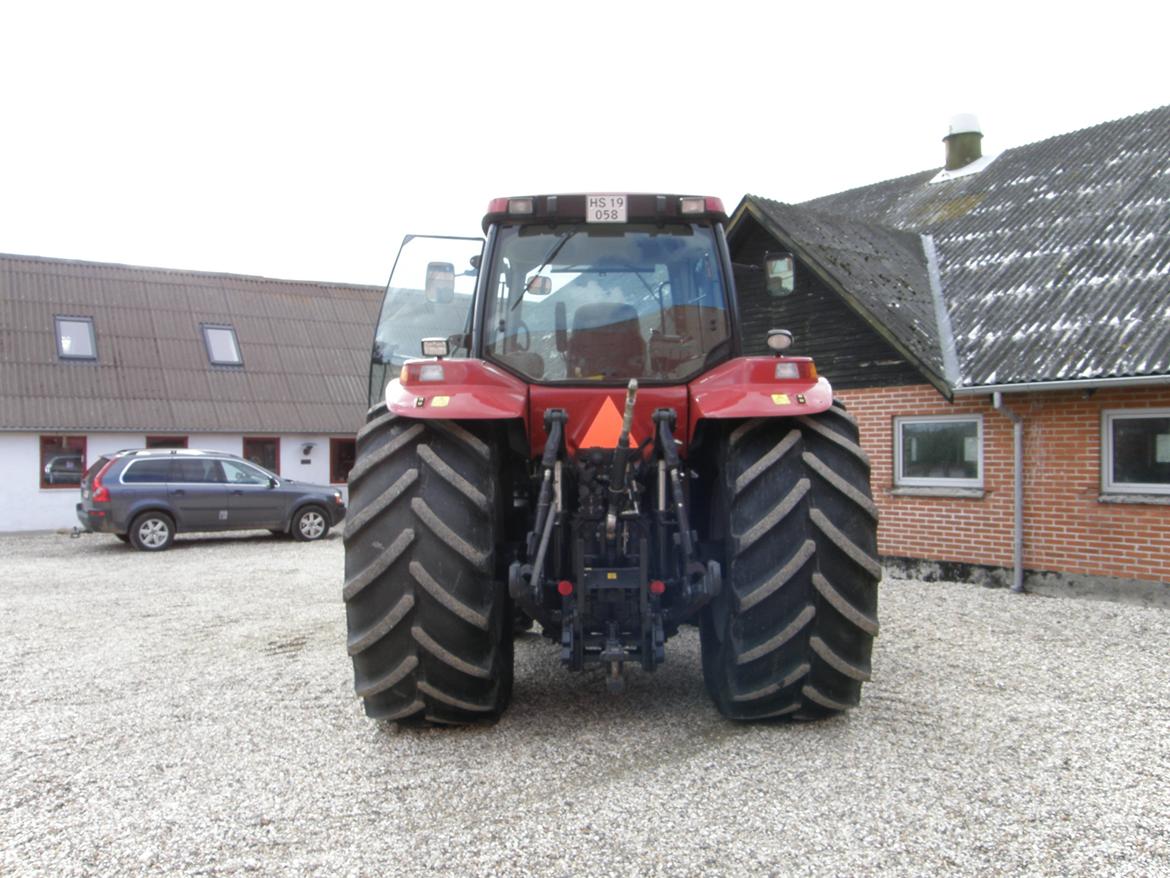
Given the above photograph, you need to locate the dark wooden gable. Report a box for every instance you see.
[732,222,929,390]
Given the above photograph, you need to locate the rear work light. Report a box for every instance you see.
[680,196,725,215]
[420,337,449,358]
[487,197,534,217]
[91,458,116,503]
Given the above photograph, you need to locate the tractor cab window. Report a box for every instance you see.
[484,223,730,383]
[370,235,481,404]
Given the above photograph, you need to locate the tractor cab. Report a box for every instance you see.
[369,195,735,404]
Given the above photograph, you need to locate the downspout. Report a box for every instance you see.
[992,392,1025,593]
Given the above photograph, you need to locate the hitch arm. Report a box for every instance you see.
[606,380,638,541]
[529,410,567,592]
[654,408,694,560]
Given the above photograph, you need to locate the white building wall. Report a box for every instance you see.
[0,431,350,533]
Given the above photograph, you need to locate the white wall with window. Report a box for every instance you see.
[894,415,983,489]
[1102,409,1170,495]
[0,431,355,532]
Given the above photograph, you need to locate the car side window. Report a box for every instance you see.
[220,460,268,485]
[173,459,225,483]
[122,459,174,483]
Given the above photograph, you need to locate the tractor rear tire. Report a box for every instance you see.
[700,401,880,720]
[343,405,513,725]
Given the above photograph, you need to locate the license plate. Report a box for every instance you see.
[586,194,627,223]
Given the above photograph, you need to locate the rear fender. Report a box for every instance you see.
[688,356,832,438]
[386,358,528,421]
[122,502,177,533]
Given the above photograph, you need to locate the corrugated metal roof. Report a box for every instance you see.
[0,253,384,433]
[801,105,1170,388]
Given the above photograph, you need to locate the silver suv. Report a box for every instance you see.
[76,448,346,551]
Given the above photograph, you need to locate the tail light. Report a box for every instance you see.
[91,458,116,503]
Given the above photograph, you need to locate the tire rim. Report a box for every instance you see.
[139,519,169,548]
[299,511,325,539]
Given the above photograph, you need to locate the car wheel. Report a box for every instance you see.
[292,505,329,542]
[129,512,175,551]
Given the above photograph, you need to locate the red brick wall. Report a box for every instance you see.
[837,384,1170,583]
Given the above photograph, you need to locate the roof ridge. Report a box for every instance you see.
[802,104,1170,206]
[748,193,925,241]
[0,251,383,293]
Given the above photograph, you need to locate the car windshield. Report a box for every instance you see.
[483,223,730,382]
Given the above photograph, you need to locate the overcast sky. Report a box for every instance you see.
[2,1,1167,287]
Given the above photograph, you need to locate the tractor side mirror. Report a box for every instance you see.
[555,301,568,353]
[764,253,795,296]
[425,262,456,304]
[526,275,552,297]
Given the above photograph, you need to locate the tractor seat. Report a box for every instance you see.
[567,302,645,379]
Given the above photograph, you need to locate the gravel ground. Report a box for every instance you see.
[1,530,1169,877]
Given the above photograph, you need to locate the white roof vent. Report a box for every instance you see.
[947,113,982,137]
[932,112,993,181]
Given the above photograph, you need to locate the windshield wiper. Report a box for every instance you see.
[512,231,575,311]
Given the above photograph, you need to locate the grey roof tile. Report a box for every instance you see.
[0,253,383,433]
[802,105,1170,387]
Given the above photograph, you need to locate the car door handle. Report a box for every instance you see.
[232,489,244,495]
[173,489,186,496]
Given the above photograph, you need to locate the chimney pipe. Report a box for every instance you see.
[944,113,983,170]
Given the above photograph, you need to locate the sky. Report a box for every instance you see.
[2,0,1167,288]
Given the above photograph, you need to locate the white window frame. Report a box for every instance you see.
[894,414,983,489]
[201,323,243,366]
[1101,408,1170,496]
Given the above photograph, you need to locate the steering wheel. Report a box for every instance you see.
[510,320,530,353]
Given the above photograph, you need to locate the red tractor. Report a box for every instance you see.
[345,194,879,724]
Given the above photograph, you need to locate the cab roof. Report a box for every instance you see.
[482,194,727,232]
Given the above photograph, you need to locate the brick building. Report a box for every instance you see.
[728,106,1170,599]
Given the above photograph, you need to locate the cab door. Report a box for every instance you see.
[368,235,482,407]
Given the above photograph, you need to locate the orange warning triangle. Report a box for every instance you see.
[579,396,639,448]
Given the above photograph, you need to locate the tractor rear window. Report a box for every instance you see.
[484,224,730,383]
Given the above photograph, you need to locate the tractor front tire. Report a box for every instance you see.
[700,401,880,720]
[343,405,513,725]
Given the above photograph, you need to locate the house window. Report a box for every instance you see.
[55,316,97,360]
[201,324,243,366]
[243,437,280,474]
[331,438,356,484]
[40,435,87,489]
[1102,409,1170,495]
[895,416,982,488]
[146,435,188,449]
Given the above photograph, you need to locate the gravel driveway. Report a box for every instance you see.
[2,530,1168,877]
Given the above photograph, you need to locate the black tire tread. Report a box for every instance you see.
[344,413,511,725]
[700,401,880,721]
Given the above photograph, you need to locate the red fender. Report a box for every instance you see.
[688,357,832,439]
[386,359,528,420]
